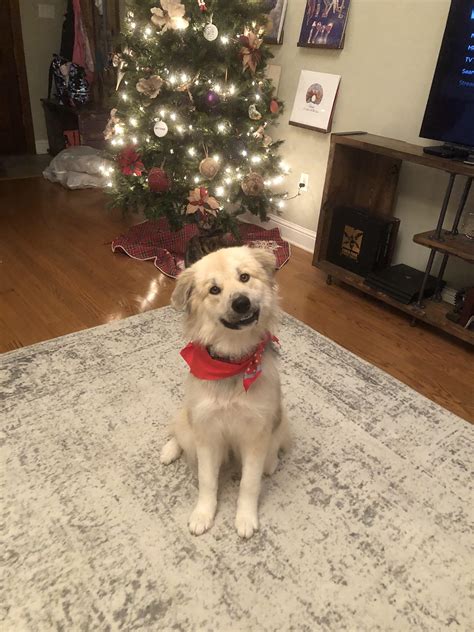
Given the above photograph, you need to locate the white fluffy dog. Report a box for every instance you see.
[161,246,289,538]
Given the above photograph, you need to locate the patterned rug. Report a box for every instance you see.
[2,308,472,631]
[112,219,290,277]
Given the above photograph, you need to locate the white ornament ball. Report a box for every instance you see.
[203,23,219,41]
[154,120,168,138]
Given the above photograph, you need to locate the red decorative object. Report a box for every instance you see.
[148,167,170,192]
[180,332,279,391]
[197,0,207,11]
[117,146,145,176]
[112,219,290,278]
[270,99,280,114]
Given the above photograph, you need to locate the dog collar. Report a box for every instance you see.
[180,332,279,391]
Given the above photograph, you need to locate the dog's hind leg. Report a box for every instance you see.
[264,440,279,476]
[160,437,182,465]
[264,409,290,476]
[160,409,188,465]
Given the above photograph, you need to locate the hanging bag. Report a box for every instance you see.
[48,54,90,106]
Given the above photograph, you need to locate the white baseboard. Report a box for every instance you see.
[241,212,316,253]
[35,140,49,155]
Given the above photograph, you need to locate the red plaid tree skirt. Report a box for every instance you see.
[111,219,291,278]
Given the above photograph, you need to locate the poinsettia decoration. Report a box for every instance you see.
[239,31,263,74]
[186,187,220,215]
[151,1,188,32]
[117,146,145,176]
[136,75,164,99]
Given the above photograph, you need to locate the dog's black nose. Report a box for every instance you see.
[232,294,251,314]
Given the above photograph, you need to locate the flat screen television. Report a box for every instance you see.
[420,0,474,152]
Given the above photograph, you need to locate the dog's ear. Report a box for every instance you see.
[171,268,195,311]
[251,248,277,278]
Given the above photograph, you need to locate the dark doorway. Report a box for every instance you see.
[0,0,35,155]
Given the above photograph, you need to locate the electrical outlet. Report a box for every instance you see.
[299,173,309,193]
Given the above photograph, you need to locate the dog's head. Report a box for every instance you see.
[172,246,278,356]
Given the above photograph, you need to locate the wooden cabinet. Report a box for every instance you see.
[313,133,474,345]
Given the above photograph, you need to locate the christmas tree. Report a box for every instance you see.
[105,0,288,237]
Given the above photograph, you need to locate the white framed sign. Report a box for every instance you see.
[289,70,341,133]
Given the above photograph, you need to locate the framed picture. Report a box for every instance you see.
[289,70,341,133]
[297,0,351,49]
[264,0,288,45]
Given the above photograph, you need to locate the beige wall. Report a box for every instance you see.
[271,0,472,287]
[19,0,67,148]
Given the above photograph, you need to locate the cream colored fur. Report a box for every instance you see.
[161,246,290,538]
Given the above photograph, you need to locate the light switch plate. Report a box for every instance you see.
[38,4,55,19]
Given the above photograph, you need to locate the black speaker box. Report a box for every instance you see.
[326,206,400,276]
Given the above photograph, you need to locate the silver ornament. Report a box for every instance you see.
[248,104,262,121]
[203,23,218,41]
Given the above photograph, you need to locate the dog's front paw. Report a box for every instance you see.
[189,506,215,536]
[235,510,259,539]
[160,438,182,465]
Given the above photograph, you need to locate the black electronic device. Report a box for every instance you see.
[423,145,470,159]
[365,264,442,304]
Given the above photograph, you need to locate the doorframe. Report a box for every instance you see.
[8,0,36,154]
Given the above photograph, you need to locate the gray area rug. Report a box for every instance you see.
[1,308,472,631]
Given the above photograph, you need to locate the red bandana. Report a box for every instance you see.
[180,332,279,391]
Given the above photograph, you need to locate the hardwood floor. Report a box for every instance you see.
[1,177,473,422]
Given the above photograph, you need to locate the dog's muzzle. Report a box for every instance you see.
[220,294,260,330]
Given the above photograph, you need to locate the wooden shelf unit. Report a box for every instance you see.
[413,230,474,263]
[313,133,474,345]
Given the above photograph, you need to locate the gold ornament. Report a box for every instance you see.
[241,172,265,196]
[199,157,220,179]
[104,108,120,140]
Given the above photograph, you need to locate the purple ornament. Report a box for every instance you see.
[205,90,220,108]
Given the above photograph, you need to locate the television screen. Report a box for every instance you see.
[420,0,474,148]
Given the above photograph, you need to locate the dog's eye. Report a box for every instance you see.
[209,285,221,295]
[239,273,250,283]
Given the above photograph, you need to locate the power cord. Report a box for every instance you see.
[284,182,306,201]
